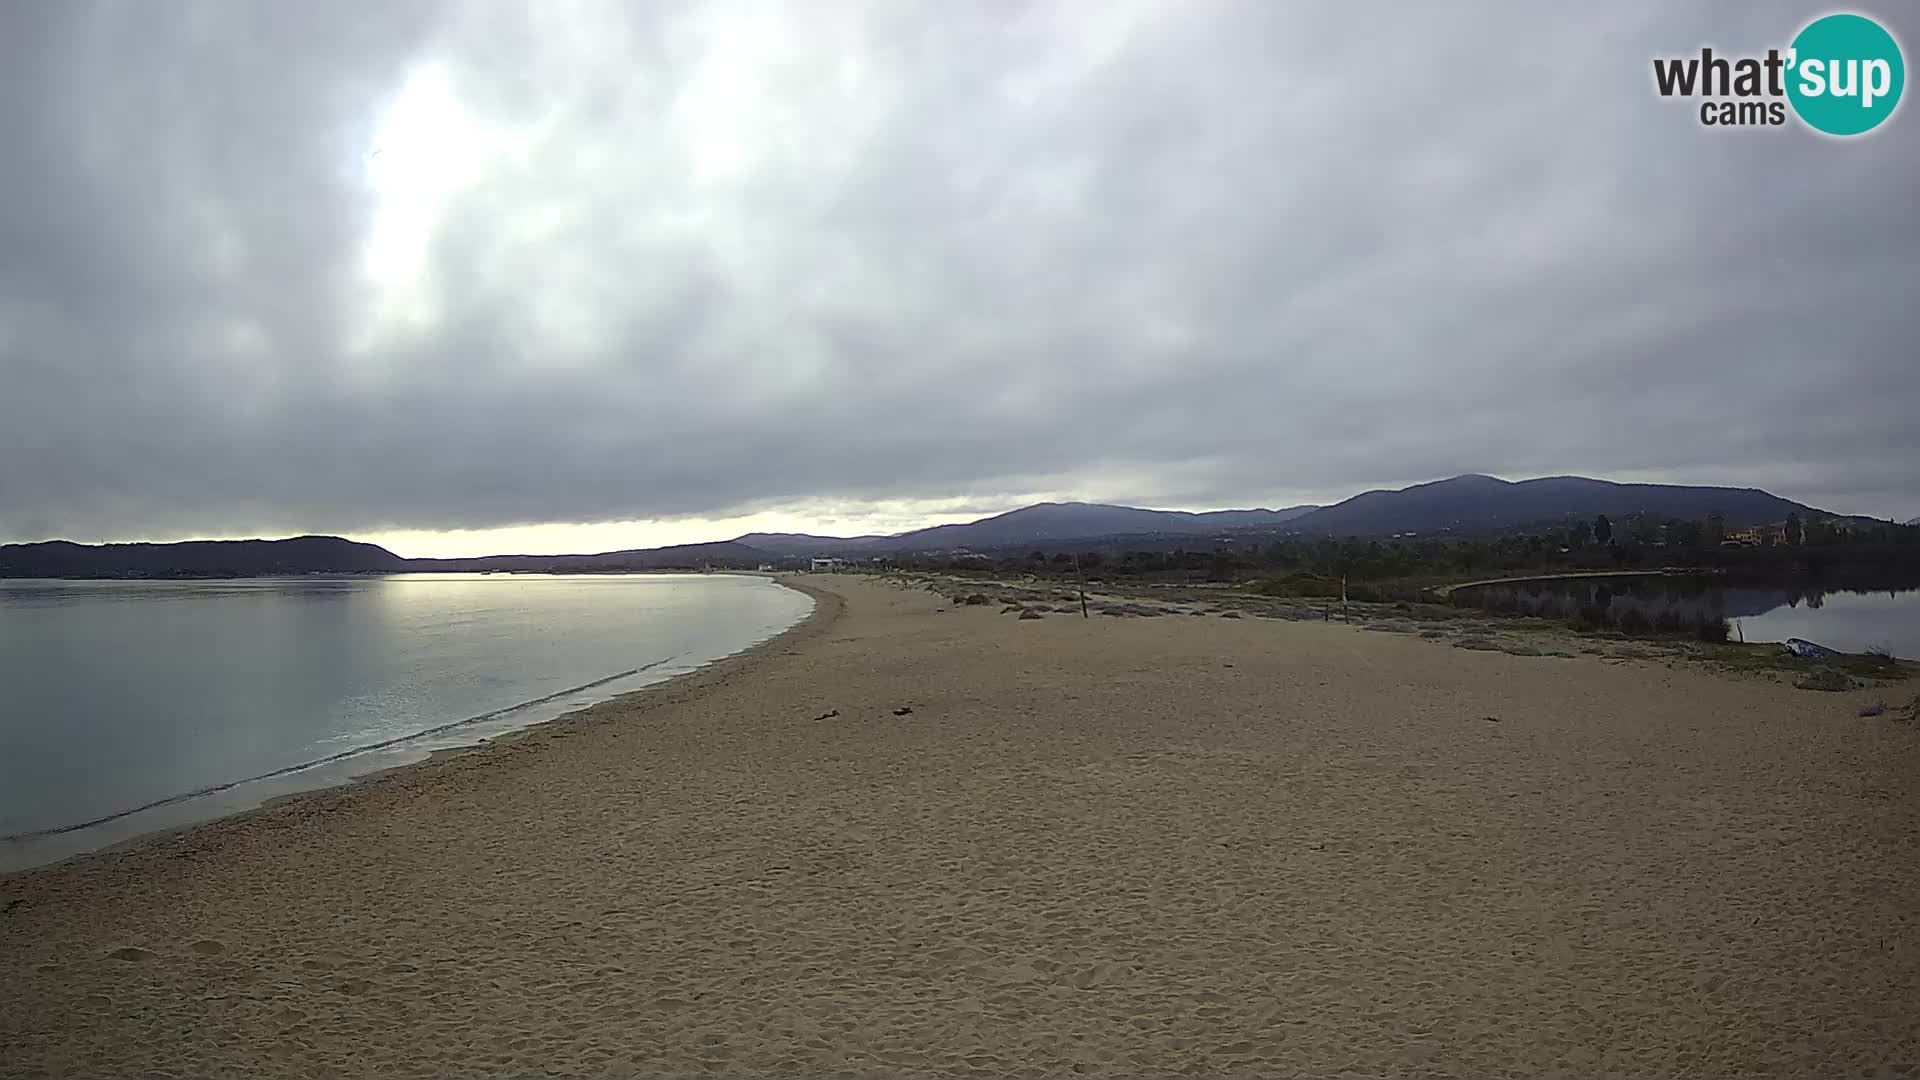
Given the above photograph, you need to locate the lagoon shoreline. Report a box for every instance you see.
[0,571,817,870]
[1,574,1915,1077]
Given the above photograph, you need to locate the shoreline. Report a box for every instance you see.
[900,569,1920,674]
[3,573,1913,1077]
[1429,567,1675,597]
[0,575,836,879]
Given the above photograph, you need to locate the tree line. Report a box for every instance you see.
[880,513,1920,601]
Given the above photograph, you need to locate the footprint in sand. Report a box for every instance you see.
[106,946,156,961]
[188,939,226,956]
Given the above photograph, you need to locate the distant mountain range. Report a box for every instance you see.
[0,536,406,578]
[408,503,1323,570]
[0,474,1894,578]
[1280,474,1824,538]
[732,532,890,556]
[729,476,1836,556]
[410,541,768,574]
[851,502,1319,554]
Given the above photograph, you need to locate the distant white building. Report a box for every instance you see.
[809,557,844,571]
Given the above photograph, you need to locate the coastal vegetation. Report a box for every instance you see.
[876,514,1920,658]
[892,514,1920,598]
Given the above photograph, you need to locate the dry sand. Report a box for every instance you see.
[2,574,1916,1078]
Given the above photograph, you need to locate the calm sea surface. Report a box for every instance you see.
[0,573,811,868]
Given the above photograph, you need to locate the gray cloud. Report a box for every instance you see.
[3,0,1917,544]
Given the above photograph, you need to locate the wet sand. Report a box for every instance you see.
[2,574,1916,1077]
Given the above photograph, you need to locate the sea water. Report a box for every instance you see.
[0,573,811,869]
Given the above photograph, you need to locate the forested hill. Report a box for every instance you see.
[0,536,407,578]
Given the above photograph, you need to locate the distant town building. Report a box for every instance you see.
[809,557,844,571]
[1722,522,1791,546]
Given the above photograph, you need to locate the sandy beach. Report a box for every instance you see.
[2,573,1916,1078]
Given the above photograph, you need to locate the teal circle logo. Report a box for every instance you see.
[1787,13,1905,135]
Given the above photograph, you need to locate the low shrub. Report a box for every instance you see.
[1256,573,1341,599]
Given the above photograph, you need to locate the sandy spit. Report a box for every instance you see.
[1,574,1916,1078]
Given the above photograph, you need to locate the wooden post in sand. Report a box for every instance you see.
[1341,575,1349,623]
[1074,553,1089,619]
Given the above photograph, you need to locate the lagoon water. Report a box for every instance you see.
[1454,574,1920,659]
[0,573,811,868]
[1727,585,1920,658]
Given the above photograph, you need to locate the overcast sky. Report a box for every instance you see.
[2,2,1915,557]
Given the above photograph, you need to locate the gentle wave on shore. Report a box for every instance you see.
[0,573,811,868]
